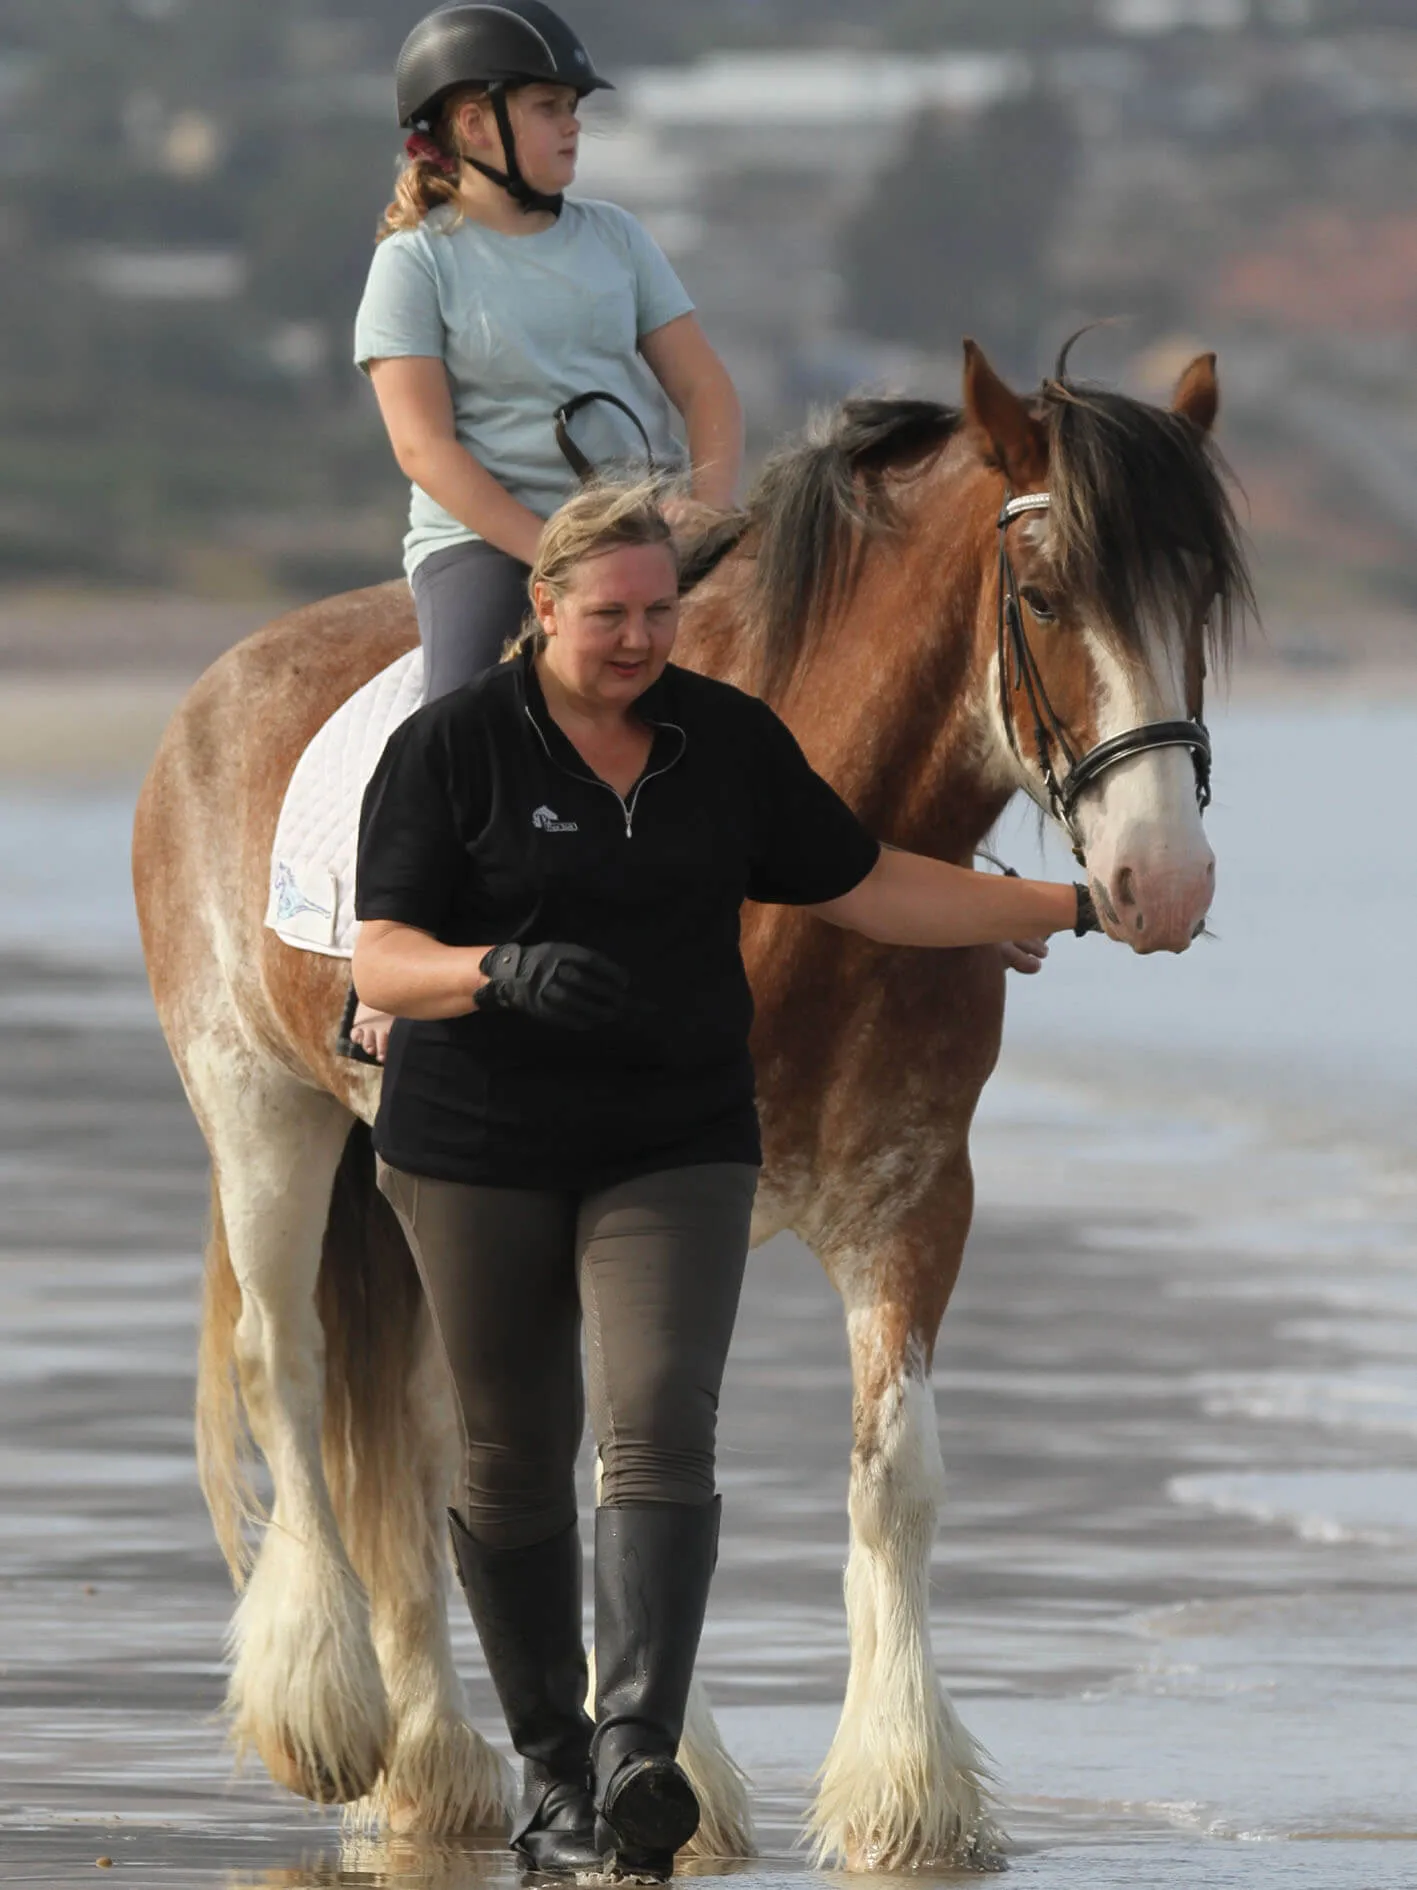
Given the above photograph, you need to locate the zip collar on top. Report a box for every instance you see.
[517,643,686,838]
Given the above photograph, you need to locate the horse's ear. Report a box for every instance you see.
[1172,352,1219,433]
[962,338,1046,485]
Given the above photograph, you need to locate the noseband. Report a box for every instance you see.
[996,490,1212,867]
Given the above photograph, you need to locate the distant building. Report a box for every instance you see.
[1099,0,1314,30]
[71,245,247,302]
[578,48,1029,204]
[573,50,1031,427]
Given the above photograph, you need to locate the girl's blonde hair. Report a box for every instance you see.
[378,87,488,239]
[508,480,679,658]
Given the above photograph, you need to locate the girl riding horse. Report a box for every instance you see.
[348,0,742,1059]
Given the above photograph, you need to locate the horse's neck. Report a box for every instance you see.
[679,461,1012,865]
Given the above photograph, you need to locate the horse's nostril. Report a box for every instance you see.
[1115,867,1137,910]
[1134,913,1145,933]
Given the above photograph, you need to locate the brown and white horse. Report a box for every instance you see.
[133,342,1250,1868]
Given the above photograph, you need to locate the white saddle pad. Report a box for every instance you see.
[265,648,425,958]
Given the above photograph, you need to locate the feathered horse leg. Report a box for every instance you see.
[191,1031,390,1805]
[809,1185,1003,1871]
[346,1291,511,1838]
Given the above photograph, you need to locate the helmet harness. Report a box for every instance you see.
[460,81,566,215]
[397,3,612,219]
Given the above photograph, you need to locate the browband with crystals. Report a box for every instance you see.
[999,491,1052,523]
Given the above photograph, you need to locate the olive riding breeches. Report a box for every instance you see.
[377,1159,758,1549]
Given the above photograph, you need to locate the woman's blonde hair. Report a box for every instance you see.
[508,480,679,658]
[378,87,488,239]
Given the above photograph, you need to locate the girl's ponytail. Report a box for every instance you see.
[377,89,486,239]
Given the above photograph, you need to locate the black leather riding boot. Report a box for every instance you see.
[591,1499,720,1880]
[447,1510,602,1875]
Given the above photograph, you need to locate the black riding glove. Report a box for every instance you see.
[1073,884,1102,937]
[475,941,630,1030]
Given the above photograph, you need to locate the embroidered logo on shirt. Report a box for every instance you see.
[532,805,579,833]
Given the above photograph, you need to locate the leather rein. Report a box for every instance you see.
[554,390,657,483]
[996,490,1212,867]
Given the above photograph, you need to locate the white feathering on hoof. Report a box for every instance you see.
[342,1705,511,1836]
[807,1648,1001,1870]
[226,1522,391,1807]
[677,1673,756,1858]
[805,1371,1005,1870]
[342,1310,514,1840]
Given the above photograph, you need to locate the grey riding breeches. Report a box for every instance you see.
[376,1159,759,1549]
[409,539,533,702]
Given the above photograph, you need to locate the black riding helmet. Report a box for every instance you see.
[396,2,613,215]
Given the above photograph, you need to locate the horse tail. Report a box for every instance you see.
[316,1120,434,1603]
[195,1175,264,1585]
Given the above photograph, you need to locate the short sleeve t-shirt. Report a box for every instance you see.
[353,199,695,578]
[355,648,881,1191]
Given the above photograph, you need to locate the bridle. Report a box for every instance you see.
[996,490,1212,867]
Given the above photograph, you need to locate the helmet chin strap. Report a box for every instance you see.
[461,81,564,216]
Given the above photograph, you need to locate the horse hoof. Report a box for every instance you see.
[351,1714,512,1838]
[381,1796,505,1839]
[261,1730,384,1805]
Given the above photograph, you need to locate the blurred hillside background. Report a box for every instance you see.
[2,0,1416,698]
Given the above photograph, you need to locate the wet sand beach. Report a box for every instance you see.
[4,696,1417,1886]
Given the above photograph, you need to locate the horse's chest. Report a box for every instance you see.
[748,933,1006,1172]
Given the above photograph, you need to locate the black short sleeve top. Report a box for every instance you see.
[355,645,880,1190]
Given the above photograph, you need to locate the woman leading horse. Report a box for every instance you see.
[355,481,1094,1877]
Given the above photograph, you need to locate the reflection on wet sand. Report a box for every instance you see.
[225,1834,779,1887]
[227,1835,512,1888]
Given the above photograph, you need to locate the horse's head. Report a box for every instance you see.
[963,339,1252,954]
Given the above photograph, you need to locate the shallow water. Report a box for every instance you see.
[3,702,1417,1885]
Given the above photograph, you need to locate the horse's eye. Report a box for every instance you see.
[1021,588,1056,623]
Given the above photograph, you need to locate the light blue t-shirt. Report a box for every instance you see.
[354,198,694,578]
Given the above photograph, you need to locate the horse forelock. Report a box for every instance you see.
[1039,378,1255,670]
[715,374,1253,710]
[743,398,964,703]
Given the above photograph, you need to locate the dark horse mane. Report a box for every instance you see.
[723,359,1253,703]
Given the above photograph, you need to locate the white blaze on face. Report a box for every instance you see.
[1071,615,1215,954]
[987,510,1217,955]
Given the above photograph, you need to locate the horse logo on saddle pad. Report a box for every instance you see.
[264,647,426,958]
